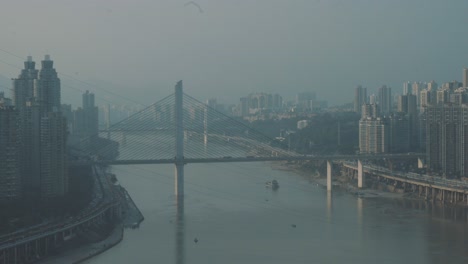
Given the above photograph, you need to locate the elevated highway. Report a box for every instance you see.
[341,162,468,204]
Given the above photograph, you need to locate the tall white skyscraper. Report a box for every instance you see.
[403,81,411,95]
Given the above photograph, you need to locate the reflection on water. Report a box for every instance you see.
[175,196,185,264]
[357,197,363,225]
[356,197,364,249]
[86,160,468,264]
[326,191,332,222]
[389,198,468,223]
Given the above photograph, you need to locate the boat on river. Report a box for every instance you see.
[266,180,279,190]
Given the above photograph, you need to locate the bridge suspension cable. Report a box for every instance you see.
[74,85,294,163]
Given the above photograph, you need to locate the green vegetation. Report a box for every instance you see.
[251,112,360,155]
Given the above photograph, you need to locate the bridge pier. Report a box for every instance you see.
[327,161,332,191]
[175,81,185,197]
[418,158,424,169]
[204,106,208,145]
[358,160,364,188]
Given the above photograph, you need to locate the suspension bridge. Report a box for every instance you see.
[73,80,424,196]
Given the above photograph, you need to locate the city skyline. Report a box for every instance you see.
[2,2,468,263]
[1,1,468,106]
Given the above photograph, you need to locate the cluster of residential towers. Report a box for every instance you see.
[0,56,98,202]
[356,68,468,178]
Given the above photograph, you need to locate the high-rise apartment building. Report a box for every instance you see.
[397,94,418,149]
[442,81,462,91]
[411,82,426,107]
[463,68,468,88]
[388,113,410,153]
[39,112,68,198]
[73,91,99,138]
[13,56,38,111]
[427,81,438,91]
[437,89,449,105]
[34,55,61,112]
[354,86,367,114]
[359,118,387,153]
[378,85,392,114]
[12,55,68,200]
[361,103,380,119]
[450,88,468,105]
[426,104,468,178]
[403,82,411,95]
[0,106,22,201]
[13,57,39,195]
[359,114,411,154]
[398,94,417,116]
[420,89,430,110]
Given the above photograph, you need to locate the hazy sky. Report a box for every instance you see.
[1,0,468,106]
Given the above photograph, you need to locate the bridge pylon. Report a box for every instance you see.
[175,80,185,197]
[327,161,332,191]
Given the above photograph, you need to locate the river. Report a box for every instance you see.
[82,158,468,264]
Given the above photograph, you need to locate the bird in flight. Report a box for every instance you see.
[184,1,204,13]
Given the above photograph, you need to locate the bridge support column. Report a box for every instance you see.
[418,158,424,169]
[327,161,332,191]
[204,106,208,145]
[358,160,364,189]
[175,164,184,197]
[175,81,185,197]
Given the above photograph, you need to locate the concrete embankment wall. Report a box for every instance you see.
[73,225,124,264]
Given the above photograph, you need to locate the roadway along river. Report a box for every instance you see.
[84,161,468,264]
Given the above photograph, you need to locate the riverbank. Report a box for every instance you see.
[271,161,407,200]
[118,185,145,229]
[273,160,468,206]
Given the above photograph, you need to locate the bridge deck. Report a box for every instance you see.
[89,153,424,166]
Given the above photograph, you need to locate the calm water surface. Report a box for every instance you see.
[85,161,468,264]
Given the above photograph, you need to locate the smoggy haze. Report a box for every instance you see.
[1,0,468,106]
